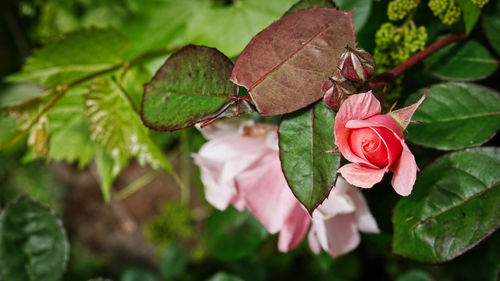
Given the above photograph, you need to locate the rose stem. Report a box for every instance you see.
[369,32,467,91]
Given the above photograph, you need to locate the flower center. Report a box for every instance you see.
[348,127,389,168]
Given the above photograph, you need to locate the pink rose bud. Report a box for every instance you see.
[337,46,375,83]
[322,74,357,111]
[334,91,426,196]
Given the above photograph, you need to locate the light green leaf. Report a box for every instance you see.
[121,0,206,59]
[424,40,498,81]
[0,197,69,281]
[392,147,500,263]
[279,101,340,213]
[85,78,172,200]
[405,82,500,150]
[8,28,128,86]
[47,88,97,168]
[185,0,298,57]
[456,0,481,34]
[284,0,337,15]
[205,207,268,261]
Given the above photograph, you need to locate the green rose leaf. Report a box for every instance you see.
[405,82,500,150]
[482,0,500,56]
[392,147,500,264]
[0,197,69,281]
[142,45,251,131]
[424,40,498,81]
[279,101,340,213]
[205,207,267,261]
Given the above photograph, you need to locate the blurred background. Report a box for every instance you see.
[0,0,499,280]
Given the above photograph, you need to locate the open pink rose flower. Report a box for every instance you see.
[193,120,379,255]
[334,91,425,196]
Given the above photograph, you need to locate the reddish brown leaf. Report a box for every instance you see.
[231,8,355,116]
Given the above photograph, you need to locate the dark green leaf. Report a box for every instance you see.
[205,207,267,261]
[120,268,157,281]
[0,197,69,281]
[160,242,187,281]
[396,270,433,281]
[285,0,337,15]
[392,147,500,263]
[206,272,244,281]
[86,79,173,201]
[424,40,498,81]
[142,45,240,131]
[482,0,500,55]
[231,8,355,116]
[456,0,481,34]
[405,83,500,150]
[8,28,128,87]
[279,101,340,213]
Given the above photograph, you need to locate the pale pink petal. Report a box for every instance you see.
[278,203,311,252]
[338,163,386,189]
[307,229,322,254]
[193,133,270,210]
[336,91,382,124]
[391,142,417,196]
[335,91,382,165]
[236,154,296,233]
[389,91,427,130]
[315,182,356,218]
[321,213,361,257]
[346,187,380,233]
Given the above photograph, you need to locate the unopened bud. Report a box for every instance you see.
[337,46,375,83]
[322,74,356,111]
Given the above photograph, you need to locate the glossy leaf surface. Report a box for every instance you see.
[405,83,500,150]
[393,147,500,263]
[279,101,340,213]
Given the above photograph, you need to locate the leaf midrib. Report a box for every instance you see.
[248,19,337,91]
[410,168,500,231]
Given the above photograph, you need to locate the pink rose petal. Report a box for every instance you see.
[391,142,417,196]
[335,91,382,165]
[338,163,386,189]
[278,203,311,252]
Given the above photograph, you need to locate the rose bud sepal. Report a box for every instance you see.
[322,75,357,111]
[337,46,375,83]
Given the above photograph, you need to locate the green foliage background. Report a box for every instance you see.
[0,0,499,280]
